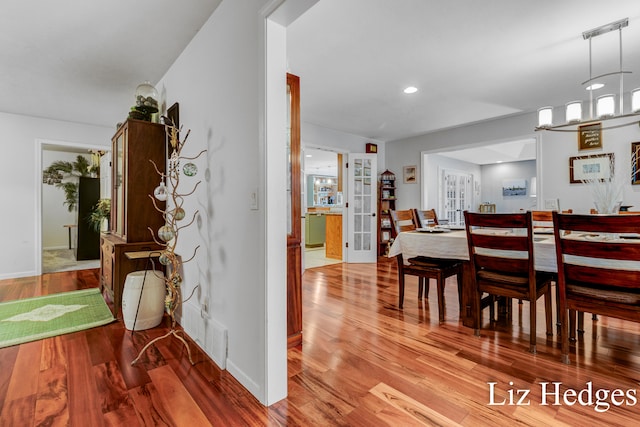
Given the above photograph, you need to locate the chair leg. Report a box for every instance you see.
[577,311,585,334]
[399,273,405,309]
[475,290,482,337]
[569,309,576,341]
[529,297,537,354]
[544,288,553,336]
[560,307,570,364]
[489,296,495,322]
[456,272,463,318]
[437,277,445,324]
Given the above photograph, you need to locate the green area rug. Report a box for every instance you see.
[0,288,115,348]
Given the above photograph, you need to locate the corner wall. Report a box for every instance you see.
[0,111,112,279]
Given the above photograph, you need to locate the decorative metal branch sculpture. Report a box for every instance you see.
[131,119,206,366]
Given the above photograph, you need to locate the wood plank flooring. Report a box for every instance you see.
[1,261,640,425]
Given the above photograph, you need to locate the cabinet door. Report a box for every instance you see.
[100,238,114,301]
[113,128,126,237]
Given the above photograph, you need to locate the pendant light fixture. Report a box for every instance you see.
[535,18,640,131]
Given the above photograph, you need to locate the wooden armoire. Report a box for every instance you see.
[99,119,166,317]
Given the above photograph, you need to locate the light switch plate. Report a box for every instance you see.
[544,198,559,210]
[250,189,258,210]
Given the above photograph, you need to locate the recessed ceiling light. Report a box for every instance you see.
[403,86,418,94]
[586,83,604,91]
[305,154,312,157]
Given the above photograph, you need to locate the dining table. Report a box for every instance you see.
[387,227,558,328]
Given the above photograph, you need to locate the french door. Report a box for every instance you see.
[440,168,473,227]
[346,153,377,263]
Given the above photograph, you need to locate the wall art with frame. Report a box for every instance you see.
[403,165,417,184]
[632,142,640,185]
[569,153,614,184]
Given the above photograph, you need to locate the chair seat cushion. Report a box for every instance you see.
[567,283,640,306]
[407,256,460,269]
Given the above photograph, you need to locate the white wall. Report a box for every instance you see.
[481,160,536,213]
[155,0,286,405]
[302,121,386,173]
[387,112,536,208]
[0,111,112,279]
[422,153,482,213]
[537,119,640,213]
[386,111,640,214]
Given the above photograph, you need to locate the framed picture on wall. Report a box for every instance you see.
[569,153,614,183]
[632,142,640,185]
[578,123,602,150]
[403,165,417,183]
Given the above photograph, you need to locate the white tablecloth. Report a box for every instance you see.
[388,230,558,273]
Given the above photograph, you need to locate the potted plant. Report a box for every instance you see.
[43,155,93,211]
[88,199,111,232]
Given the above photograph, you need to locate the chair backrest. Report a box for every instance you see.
[552,212,640,294]
[531,210,553,222]
[464,211,535,287]
[413,209,438,228]
[389,209,418,236]
[619,210,640,215]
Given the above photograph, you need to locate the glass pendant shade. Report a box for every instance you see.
[537,107,553,127]
[565,101,582,123]
[596,94,615,118]
[154,180,168,201]
[632,88,640,113]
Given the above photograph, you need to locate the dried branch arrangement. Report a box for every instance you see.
[581,148,638,214]
[131,119,206,365]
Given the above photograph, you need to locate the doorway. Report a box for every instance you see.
[302,147,344,269]
[37,139,110,275]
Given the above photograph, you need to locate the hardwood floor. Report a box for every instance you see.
[1,261,640,426]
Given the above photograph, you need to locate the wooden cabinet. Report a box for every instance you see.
[305,213,326,247]
[325,213,342,260]
[101,119,166,317]
[111,119,166,242]
[100,234,163,318]
[378,170,396,256]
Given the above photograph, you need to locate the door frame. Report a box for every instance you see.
[301,145,348,268]
[35,138,110,276]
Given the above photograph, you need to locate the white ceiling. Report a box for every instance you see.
[2,0,640,155]
[0,0,222,128]
[287,0,640,141]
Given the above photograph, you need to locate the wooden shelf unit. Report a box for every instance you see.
[378,170,396,256]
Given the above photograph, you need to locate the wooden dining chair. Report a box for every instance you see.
[464,211,554,353]
[552,212,640,364]
[390,209,462,323]
[413,208,439,228]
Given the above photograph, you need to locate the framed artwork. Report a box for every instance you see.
[167,102,179,127]
[578,123,602,150]
[569,153,614,184]
[403,165,417,184]
[632,142,640,185]
[365,143,377,153]
[502,178,526,196]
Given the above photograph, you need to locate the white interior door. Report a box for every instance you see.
[440,168,473,226]
[347,153,377,263]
